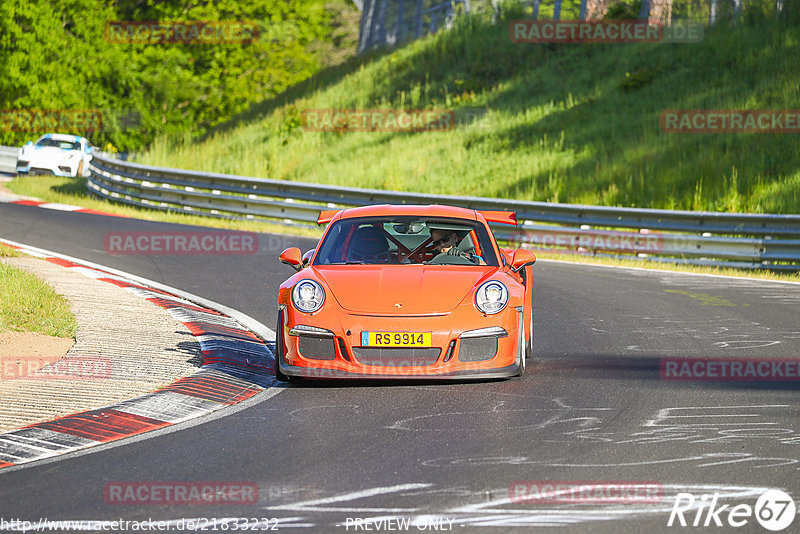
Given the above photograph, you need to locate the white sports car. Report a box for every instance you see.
[16,134,93,178]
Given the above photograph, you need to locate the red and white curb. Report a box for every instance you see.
[0,239,277,470]
[2,199,124,218]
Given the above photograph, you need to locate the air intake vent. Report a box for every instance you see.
[298,337,336,360]
[353,347,440,367]
[337,338,351,361]
[458,338,497,362]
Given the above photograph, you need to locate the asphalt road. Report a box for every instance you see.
[0,203,798,533]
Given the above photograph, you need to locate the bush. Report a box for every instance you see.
[605,0,643,20]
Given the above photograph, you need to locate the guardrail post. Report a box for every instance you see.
[414,0,423,37]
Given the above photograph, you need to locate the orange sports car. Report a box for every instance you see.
[274,204,535,380]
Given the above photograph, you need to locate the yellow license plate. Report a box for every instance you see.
[362,332,432,347]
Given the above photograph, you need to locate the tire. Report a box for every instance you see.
[522,267,534,360]
[515,347,526,377]
[515,312,526,377]
[274,311,291,383]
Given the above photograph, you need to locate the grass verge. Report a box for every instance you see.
[0,243,22,258]
[0,255,78,338]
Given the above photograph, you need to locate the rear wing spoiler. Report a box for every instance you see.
[317,210,341,225]
[480,211,517,225]
[317,209,517,225]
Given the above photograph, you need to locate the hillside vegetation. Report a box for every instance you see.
[139,2,800,213]
[0,0,358,151]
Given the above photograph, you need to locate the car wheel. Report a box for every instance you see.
[274,311,291,383]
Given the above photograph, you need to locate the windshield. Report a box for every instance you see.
[314,216,498,266]
[35,138,81,150]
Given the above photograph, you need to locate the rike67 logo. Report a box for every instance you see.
[668,489,795,531]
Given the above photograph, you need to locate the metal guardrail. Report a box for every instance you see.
[0,145,18,174]
[87,153,800,271]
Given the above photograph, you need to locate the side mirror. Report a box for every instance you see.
[302,249,315,267]
[279,247,303,271]
[510,249,536,272]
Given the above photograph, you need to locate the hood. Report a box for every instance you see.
[315,265,493,315]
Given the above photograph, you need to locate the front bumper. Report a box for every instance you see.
[277,304,523,380]
[277,357,521,380]
[17,158,79,177]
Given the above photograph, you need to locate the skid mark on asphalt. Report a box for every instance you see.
[650,272,800,306]
[386,397,612,432]
[287,404,363,416]
[18,483,777,531]
[619,405,800,446]
[422,404,800,471]
[195,483,775,529]
[663,289,743,306]
[555,313,797,352]
[423,453,800,470]
[624,403,800,448]
[269,483,431,513]
[622,314,799,351]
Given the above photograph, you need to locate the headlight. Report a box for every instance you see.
[474,281,508,314]
[291,279,325,313]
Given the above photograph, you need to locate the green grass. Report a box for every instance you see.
[0,243,22,258]
[136,7,800,214]
[0,257,78,338]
